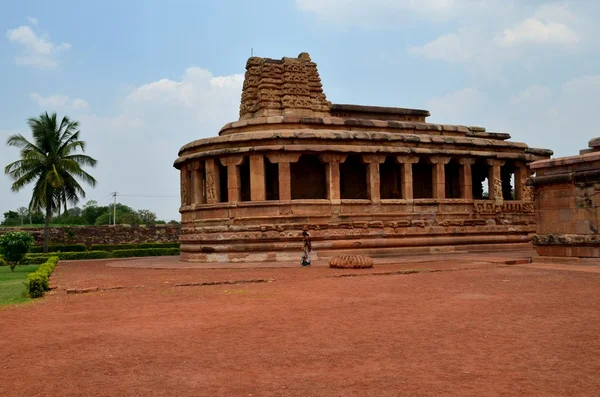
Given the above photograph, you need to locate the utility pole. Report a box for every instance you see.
[111,192,118,225]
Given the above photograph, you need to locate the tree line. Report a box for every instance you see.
[1,200,178,227]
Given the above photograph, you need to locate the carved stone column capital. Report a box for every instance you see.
[188,160,202,171]
[428,156,451,165]
[459,158,476,166]
[361,154,386,164]
[220,156,245,167]
[265,153,302,164]
[486,159,506,167]
[395,155,420,165]
[320,153,347,164]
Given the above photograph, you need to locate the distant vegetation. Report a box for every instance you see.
[1,200,180,227]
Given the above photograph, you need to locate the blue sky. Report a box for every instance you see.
[1,0,599,221]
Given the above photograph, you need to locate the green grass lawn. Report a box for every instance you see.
[0,264,39,306]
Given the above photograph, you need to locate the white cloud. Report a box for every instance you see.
[70,98,90,110]
[6,24,71,68]
[26,16,38,26]
[510,85,553,104]
[125,67,244,126]
[408,32,473,62]
[426,88,486,124]
[534,3,577,23]
[29,93,89,111]
[496,17,579,47]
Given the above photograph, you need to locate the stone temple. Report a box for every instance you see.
[174,52,553,263]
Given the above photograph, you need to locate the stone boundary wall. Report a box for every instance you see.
[0,225,181,247]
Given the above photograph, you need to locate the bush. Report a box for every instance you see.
[30,244,87,253]
[90,242,179,251]
[139,242,180,249]
[24,251,111,262]
[0,231,34,271]
[21,255,53,265]
[22,248,178,262]
[26,272,46,298]
[25,256,59,298]
[110,248,179,258]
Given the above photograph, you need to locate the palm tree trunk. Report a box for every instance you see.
[44,205,51,253]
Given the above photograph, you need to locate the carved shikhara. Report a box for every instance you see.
[239,53,331,120]
[174,52,553,263]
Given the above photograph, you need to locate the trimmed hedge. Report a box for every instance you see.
[22,248,179,263]
[25,256,59,298]
[90,242,180,251]
[30,244,87,253]
[111,248,179,258]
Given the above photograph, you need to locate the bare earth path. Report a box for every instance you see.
[1,256,599,397]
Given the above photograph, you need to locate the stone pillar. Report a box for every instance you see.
[515,163,526,201]
[249,154,266,201]
[204,158,221,204]
[180,164,190,207]
[320,154,347,203]
[429,157,450,199]
[459,158,476,200]
[362,155,386,202]
[189,161,205,205]
[266,153,301,201]
[220,156,245,203]
[487,159,505,202]
[396,156,420,200]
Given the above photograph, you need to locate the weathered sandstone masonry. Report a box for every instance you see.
[0,225,181,247]
[174,53,552,263]
[528,138,600,259]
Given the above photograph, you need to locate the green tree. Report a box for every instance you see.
[136,209,157,224]
[0,231,34,271]
[16,206,28,226]
[1,211,20,227]
[4,112,98,252]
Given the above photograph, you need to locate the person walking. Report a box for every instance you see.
[301,230,312,266]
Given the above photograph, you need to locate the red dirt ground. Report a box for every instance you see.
[1,255,599,397]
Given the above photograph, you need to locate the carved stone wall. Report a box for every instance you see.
[0,225,181,247]
[529,145,600,258]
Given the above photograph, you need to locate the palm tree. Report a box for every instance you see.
[4,112,97,252]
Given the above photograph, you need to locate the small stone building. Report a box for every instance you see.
[174,53,552,262]
[529,138,600,259]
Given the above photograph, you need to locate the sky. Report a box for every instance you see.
[1,0,599,221]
